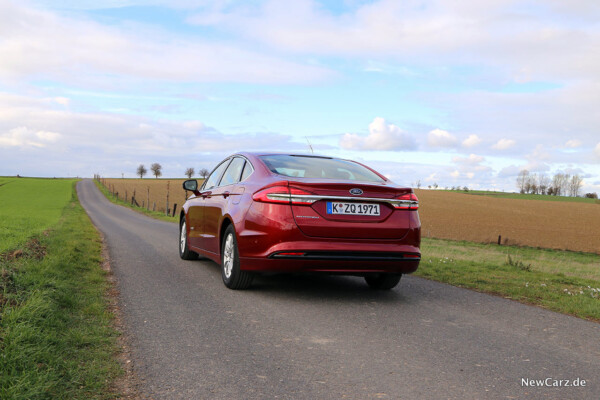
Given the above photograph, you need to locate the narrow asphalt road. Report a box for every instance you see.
[77,179,599,399]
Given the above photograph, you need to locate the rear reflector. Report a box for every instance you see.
[404,254,421,259]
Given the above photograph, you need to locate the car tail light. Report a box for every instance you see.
[393,193,419,210]
[252,185,316,205]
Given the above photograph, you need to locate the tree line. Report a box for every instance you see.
[135,164,210,179]
[516,170,583,197]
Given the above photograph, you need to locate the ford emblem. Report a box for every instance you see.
[349,188,363,195]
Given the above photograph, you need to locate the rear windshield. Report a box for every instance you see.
[259,155,385,183]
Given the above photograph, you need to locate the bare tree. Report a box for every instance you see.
[150,163,162,179]
[516,169,529,193]
[185,167,195,179]
[198,168,210,179]
[136,164,147,179]
[551,173,573,196]
[538,174,550,195]
[569,175,583,197]
[552,173,564,196]
[433,182,438,189]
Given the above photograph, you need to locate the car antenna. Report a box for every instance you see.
[305,137,314,154]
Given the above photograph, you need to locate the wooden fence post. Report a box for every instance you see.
[165,181,170,216]
[172,204,177,217]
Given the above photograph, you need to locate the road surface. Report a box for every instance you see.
[77,179,599,399]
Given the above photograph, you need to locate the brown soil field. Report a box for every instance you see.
[416,189,600,254]
[102,178,203,215]
[98,179,600,254]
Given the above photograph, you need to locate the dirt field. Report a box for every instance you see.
[416,189,600,254]
[102,178,202,215]
[99,179,600,254]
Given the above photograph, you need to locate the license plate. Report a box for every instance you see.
[326,202,380,216]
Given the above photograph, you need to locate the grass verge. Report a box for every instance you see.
[417,238,600,321]
[0,183,122,399]
[94,179,178,223]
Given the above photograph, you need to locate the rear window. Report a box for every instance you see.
[259,155,385,183]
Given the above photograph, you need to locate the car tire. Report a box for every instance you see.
[179,218,198,260]
[364,273,401,290]
[221,225,253,290]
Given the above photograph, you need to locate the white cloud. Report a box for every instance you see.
[564,139,582,148]
[452,154,485,165]
[340,117,416,151]
[428,128,458,148]
[0,92,303,177]
[53,97,70,107]
[451,153,491,174]
[595,143,600,158]
[492,138,516,150]
[186,0,600,84]
[0,127,62,148]
[462,134,482,148]
[0,2,333,85]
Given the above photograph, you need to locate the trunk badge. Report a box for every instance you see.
[349,188,363,195]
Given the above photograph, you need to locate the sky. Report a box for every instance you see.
[1,0,599,193]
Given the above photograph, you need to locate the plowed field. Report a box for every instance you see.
[99,179,600,253]
[416,189,600,254]
[102,178,201,215]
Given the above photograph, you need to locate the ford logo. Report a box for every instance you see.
[349,188,363,195]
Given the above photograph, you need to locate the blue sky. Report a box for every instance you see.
[1,0,599,193]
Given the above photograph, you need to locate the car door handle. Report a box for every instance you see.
[222,191,230,198]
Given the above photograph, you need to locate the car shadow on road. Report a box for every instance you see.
[244,273,412,304]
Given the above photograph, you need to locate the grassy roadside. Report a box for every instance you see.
[94,179,178,223]
[0,183,122,399]
[417,238,600,321]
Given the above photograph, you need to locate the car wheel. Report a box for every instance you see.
[221,225,253,290]
[179,219,198,260]
[364,273,401,290]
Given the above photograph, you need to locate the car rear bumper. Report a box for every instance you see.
[240,253,419,274]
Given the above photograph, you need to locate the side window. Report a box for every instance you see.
[203,159,231,190]
[240,161,254,181]
[219,157,245,187]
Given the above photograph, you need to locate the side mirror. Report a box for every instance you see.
[183,179,198,194]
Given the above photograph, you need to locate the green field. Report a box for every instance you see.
[463,189,598,203]
[0,177,76,253]
[0,179,121,399]
[417,238,600,321]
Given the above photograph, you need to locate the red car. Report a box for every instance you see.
[179,153,421,290]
